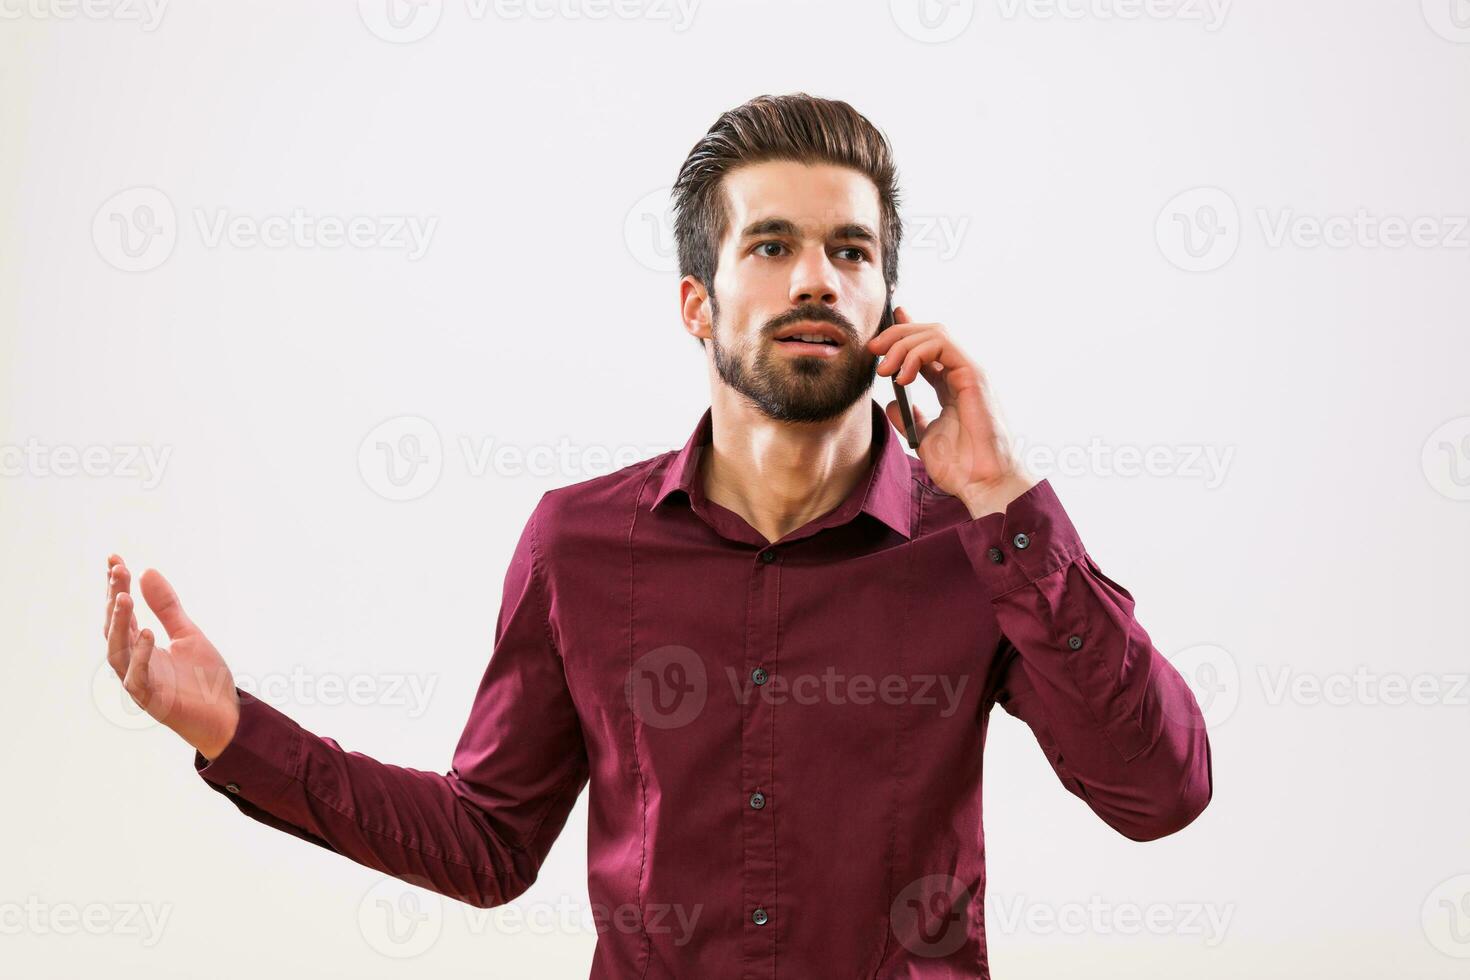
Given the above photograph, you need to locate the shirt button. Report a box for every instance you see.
[225,783,241,794]
[752,907,769,926]
[749,791,766,809]
[1067,634,1083,650]
[1012,532,1031,550]
[752,666,769,686]
[759,549,776,563]
[986,546,1004,564]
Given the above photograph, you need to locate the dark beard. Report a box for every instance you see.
[708,292,880,425]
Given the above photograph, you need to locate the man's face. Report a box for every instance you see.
[701,160,887,424]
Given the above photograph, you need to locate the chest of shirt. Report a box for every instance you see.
[547,520,1007,775]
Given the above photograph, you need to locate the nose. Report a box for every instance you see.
[788,247,841,311]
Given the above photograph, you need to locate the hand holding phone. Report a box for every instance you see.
[877,297,920,450]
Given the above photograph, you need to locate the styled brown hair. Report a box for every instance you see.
[671,93,904,348]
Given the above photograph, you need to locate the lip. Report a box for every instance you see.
[773,338,842,358]
[772,320,847,350]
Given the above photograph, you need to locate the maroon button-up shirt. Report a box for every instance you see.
[195,396,1212,978]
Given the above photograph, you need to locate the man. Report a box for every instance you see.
[104,93,1212,978]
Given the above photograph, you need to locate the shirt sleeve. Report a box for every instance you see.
[192,499,589,907]
[954,478,1213,842]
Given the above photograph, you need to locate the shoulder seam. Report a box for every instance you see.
[526,497,564,663]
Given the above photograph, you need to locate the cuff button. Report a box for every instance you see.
[225,783,241,794]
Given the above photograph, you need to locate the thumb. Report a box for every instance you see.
[139,567,199,640]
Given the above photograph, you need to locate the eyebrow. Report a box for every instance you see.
[738,218,878,244]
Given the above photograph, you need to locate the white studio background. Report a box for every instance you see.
[2,1,1467,977]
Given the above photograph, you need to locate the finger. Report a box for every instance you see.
[107,592,133,678]
[113,566,140,644]
[105,564,116,638]
[869,321,925,354]
[105,558,117,635]
[918,360,954,405]
[886,399,929,443]
[877,333,936,381]
[909,401,930,436]
[139,568,199,640]
[874,327,932,373]
[105,560,132,640]
[894,339,945,386]
[123,627,155,709]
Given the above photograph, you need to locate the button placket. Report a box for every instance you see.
[742,541,780,969]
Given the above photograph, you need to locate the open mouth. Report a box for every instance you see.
[774,336,841,347]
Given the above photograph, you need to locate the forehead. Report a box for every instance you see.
[720,160,880,240]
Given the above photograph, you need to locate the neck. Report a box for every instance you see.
[699,387,876,546]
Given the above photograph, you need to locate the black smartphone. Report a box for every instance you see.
[878,296,920,450]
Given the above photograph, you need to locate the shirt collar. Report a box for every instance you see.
[650,397,913,540]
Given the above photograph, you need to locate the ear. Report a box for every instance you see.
[679,275,713,345]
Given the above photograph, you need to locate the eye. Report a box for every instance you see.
[753,241,869,262]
